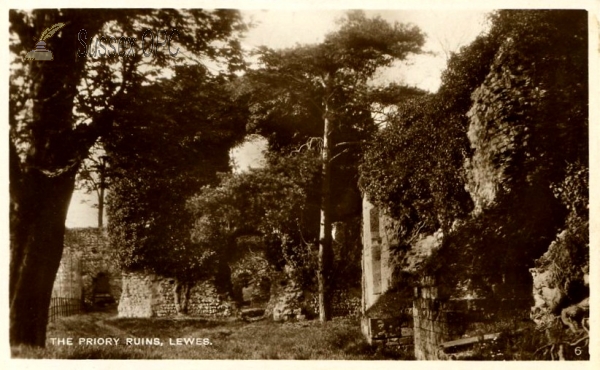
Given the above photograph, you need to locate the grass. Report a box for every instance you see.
[12,310,412,360]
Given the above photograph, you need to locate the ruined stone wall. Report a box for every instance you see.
[362,198,397,312]
[308,289,362,318]
[361,198,418,351]
[52,228,121,306]
[52,250,83,300]
[411,276,531,360]
[264,263,362,321]
[265,284,361,321]
[264,276,305,321]
[412,277,450,360]
[361,316,414,349]
[118,272,235,318]
[362,199,477,359]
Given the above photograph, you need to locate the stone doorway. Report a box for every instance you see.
[93,272,114,306]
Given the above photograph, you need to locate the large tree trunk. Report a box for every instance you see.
[9,12,109,347]
[317,82,334,322]
[10,15,95,347]
[10,169,78,347]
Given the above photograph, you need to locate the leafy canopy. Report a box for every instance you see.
[187,150,321,287]
[107,65,249,280]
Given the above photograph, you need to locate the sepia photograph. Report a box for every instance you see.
[5,0,596,364]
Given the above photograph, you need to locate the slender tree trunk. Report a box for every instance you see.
[10,168,78,347]
[98,183,105,229]
[173,280,191,315]
[318,76,334,322]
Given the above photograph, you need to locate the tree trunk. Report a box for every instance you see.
[9,13,97,346]
[10,168,78,347]
[98,184,105,229]
[173,280,191,315]
[317,81,334,322]
[215,260,234,298]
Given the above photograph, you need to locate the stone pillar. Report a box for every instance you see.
[413,276,449,360]
[361,197,398,311]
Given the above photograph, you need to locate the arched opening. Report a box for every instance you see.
[92,272,114,306]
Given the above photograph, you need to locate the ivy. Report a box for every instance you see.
[360,10,588,298]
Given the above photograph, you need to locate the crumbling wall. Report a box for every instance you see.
[308,289,362,318]
[264,274,306,321]
[52,250,83,300]
[361,198,397,311]
[361,309,414,350]
[52,228,121,307]
[361,198,417,352]
[412,276,450,360]
[118,272,235,318]
[530,230,590,333]
[264,275,361,321]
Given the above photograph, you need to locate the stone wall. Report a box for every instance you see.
[264,265,361,321]
[412,278,450,360]
[52,228,121,307]
[265,283,362,321]
[412,277,486,360]
[361,289,414,350]
[308,289,362,318]
[264,276,305,321]
[361,198,416,351]
[361,198,398,311]
[530,228,590,330]
[118,272,235,318]
[52,250,83,300]
[362,316,414,348]
[412,275,532,360]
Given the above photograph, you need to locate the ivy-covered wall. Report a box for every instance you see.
[359,10,589,360]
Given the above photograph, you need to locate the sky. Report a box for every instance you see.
[65,9,490,228]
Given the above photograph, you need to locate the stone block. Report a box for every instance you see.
[401,327,413,337]
[369,317,403,339]
[398,336,413,345]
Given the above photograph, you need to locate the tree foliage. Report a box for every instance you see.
[106,65,248,281]
[242,11,425,153]
[187,150,321,288]
[238,11,425,320]
[75,145,111,228]
[359,34,495,237]
[238,11,427,230]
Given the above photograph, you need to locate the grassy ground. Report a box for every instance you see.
[12,310,413,359]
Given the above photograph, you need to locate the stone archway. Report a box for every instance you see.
[92,272,114,306]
